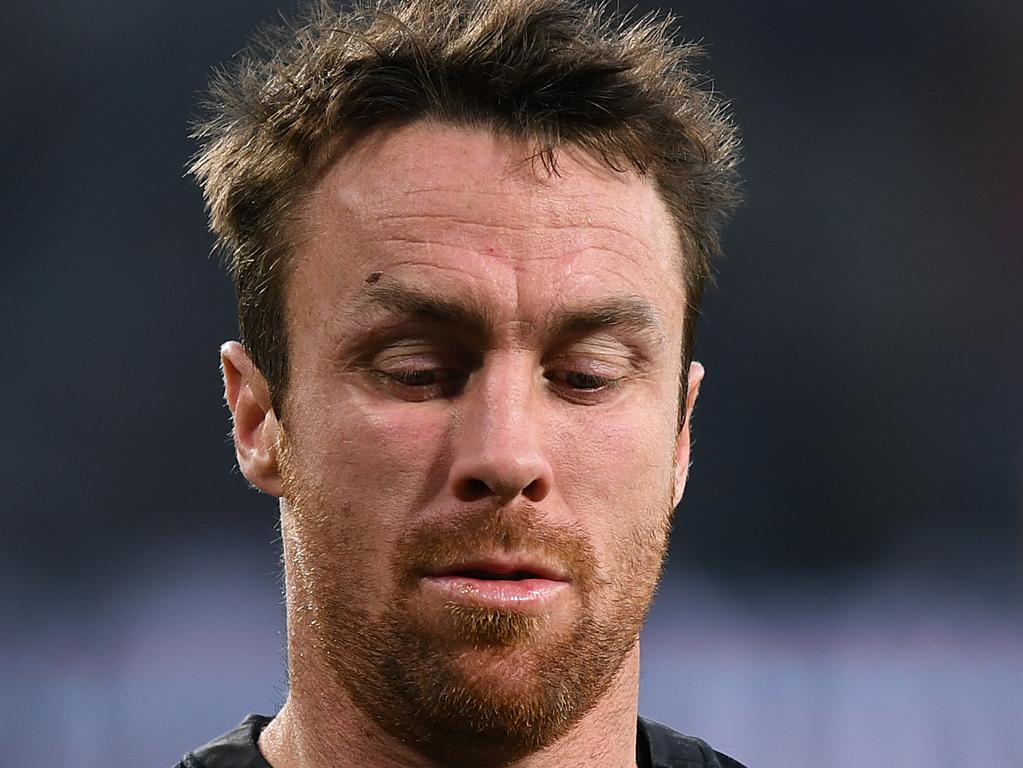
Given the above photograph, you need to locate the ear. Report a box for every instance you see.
[221,341,284,497]
[672,361,705,507]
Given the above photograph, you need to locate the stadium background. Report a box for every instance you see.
[2,0,1020,764]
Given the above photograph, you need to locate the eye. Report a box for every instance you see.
[544,367,624,404]
[543,338,634,403]
[367,336,472,401]
[375,364,467,400]
[390,368,446,387]
[547,370,615,391]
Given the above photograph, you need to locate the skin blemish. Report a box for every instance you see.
[365,271,384,283]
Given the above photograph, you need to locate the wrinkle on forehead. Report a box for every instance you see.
[292,121,686,344]
[308,122,675,244]
[370,211,660,260]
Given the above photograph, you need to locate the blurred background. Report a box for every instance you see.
[2,0,1020,765]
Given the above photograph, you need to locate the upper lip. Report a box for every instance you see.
[422,556,569,582]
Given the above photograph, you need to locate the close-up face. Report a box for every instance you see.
[236,121,702,761]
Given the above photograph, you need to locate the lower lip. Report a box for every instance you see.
[421,575,569,608]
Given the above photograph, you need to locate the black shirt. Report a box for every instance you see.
[175,714,748,768]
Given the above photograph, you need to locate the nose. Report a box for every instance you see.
[448,355,553,504]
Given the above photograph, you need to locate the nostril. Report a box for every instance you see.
[521,477,548,503]
[455,475,548,503]
[455,477,492,502]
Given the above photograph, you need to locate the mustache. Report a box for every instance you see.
[392,504,600,590]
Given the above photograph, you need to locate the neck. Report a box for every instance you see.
[259,624,642,768]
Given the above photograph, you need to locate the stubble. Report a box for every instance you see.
[278,437,675,766]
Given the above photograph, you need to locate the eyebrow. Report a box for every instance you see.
[355,283,495,336]
[547,297,666,344]
[353,281,666,344]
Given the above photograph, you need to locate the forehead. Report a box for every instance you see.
[313,122,675,233]
[291,121,685,336]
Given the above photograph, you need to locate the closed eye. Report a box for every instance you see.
[545,370,617,391]
[542,336,633,403]
[389,368,447,386]
[543,367,625,405]
[377,366,467,399]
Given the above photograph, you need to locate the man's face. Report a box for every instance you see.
[245,122,699,761]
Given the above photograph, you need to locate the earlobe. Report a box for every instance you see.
[673,361,705,507]
[221,341,284,497]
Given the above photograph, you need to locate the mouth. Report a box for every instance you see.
[422,557,569,582]
[457,569,542,581]
[419,558,571,608]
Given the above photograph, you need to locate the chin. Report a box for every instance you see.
[333,599,634,765]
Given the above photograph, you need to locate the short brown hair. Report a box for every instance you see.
[190,0,741,415]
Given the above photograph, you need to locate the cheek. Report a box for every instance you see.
[554,407,675,493]
[359,403,452,497]
[550,409,677,543]
[282,402,453,614]
[297,398,452,522]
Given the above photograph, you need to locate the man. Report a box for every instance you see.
[182,0,743,765]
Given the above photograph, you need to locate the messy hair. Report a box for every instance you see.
[190,0,741,415]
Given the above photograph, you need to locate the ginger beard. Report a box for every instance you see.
[278,436,678,764]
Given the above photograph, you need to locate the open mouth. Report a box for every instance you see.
[456,569,540,581]
[423,558,568,583]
